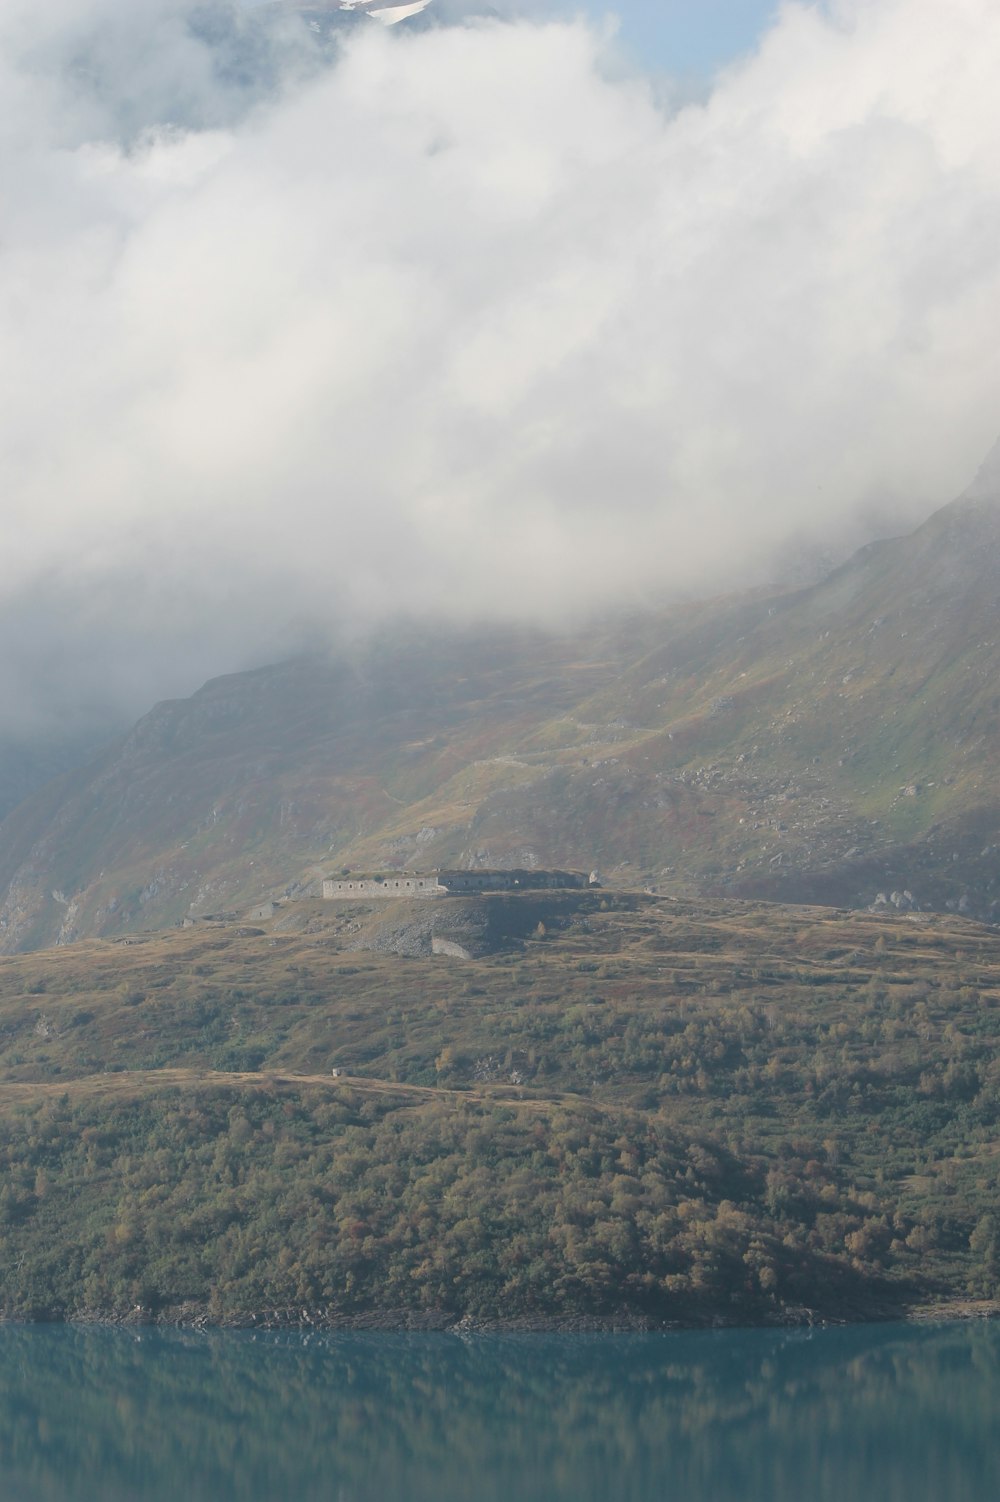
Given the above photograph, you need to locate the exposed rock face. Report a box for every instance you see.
[431,937,473,961]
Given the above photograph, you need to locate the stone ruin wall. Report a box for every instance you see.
[322,870,588,900]
[323,876,446,899]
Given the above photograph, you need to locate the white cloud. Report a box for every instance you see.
[2,0,1000,733]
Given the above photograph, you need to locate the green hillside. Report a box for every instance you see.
[1,893,999,1326]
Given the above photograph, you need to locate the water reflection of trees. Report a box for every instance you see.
[0,1324,997,1502]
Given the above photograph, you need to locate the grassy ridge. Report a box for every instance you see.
[1,895,999,1325]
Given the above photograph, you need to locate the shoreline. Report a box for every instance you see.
[5,1299,999,1334]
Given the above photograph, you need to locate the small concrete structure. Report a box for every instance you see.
[322,869,588,900]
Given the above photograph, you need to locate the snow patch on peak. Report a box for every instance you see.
[370,1,434,22]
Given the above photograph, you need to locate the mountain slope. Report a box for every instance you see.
[0,476,997,951]
[2,892,1000,1324]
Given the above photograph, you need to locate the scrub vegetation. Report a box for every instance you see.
[1,894,999,1326]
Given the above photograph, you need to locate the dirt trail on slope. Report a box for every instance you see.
[0,1068,595,1115]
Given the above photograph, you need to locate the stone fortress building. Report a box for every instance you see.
[322,869,594,899]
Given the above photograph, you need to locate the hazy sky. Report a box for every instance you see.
[456,2,783,74]
[3,0,1000,737]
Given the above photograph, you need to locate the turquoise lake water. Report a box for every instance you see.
[0,1321,997,1500]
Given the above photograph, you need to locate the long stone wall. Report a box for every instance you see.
[435,869,587,893]
[322,876,445,899]
[322,869,589,900]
